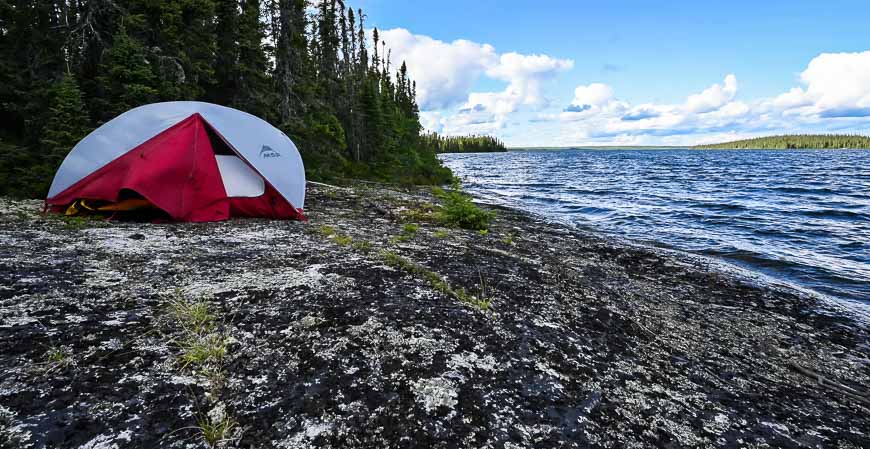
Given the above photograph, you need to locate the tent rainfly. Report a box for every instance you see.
[45,101,306,222]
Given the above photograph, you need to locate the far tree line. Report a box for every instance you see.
[422,134,507,154]
[695,134,870,150]
[0,0,506,199]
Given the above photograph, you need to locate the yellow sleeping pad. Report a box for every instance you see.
[65,198,155,216]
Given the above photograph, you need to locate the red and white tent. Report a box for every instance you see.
[45,102,306,222]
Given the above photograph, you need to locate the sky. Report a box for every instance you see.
[352,0,870,147]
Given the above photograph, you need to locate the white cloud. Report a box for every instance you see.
[685,74,738,113]
[381,28,572,120]
[379,28,497,110]
[383,29,870,145]
[570,83,614,108]
[774,51,870,118]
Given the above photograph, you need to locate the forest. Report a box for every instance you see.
[0,0,500,199]
[695,134,870,150]
[422,133,507,154]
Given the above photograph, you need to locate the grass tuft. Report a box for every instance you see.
[379,249,491,311]
[196,409,237,447]
[43,346,71,371]
[179,333,228,369]
[352,240,373,252]
[169,292,216,336]
[333,234,353,246]
[317,225,336,237]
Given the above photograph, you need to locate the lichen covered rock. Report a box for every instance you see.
[0,185,867,448]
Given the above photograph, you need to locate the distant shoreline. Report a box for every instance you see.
[503,146,869,151]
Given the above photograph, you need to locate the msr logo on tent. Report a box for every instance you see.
[260,145,281,159]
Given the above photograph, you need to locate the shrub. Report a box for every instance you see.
[434,184,493,231]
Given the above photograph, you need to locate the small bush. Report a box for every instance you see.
[402,223,419,235]
[352,240,373,252]
[434,184,493,231]
[317,225,336,237]
[434,229,449,239]
[334,234,353,246]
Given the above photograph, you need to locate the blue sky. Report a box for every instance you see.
[353,0,870,146]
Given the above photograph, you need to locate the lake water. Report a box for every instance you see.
[440,149,870,316]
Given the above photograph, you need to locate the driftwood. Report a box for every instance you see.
[307,180,350,190]
[789,361,870,407]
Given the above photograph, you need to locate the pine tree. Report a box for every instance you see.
[95,25,159,121]
[41,73,91,159]
[29,73,92,195]
[273,0,308,123]
[0,0,458,197]
[233,0,272,119]
[212,0,239,104]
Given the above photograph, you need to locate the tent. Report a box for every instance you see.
[45,101,306,222]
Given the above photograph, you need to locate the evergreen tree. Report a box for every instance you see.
[27,73,92,196]
[233,0,272,119]
[273,0,307,123]
[0,0,458,198]
[94,25,159,121]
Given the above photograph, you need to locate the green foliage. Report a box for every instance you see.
[422,133,508,153]
[434,184,494,231]
[317,225,336,237]
[169,293,217,336]
[44,346,70,367]
[0,0,465,199]
[179,333,229,368]
[6,74,93,198]
[352,240,373,252]
[196,410,237,448]
[94,25,159,121]
[695,134,870,150]
[333,234,353,246]
[379,249,491,310]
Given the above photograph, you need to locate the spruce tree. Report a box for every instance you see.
[31,73,92,195]
[234,0,272,119]
[213,0,239,104]
[95,25,159,121]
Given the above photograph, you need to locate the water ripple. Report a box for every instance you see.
[441,149,870,313]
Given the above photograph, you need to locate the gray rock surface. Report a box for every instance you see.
[0,184,868,448]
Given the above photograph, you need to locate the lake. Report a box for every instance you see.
[440,149,870,316]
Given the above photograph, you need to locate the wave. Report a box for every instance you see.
[444,148,870,308]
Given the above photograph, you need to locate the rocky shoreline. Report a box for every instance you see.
[1,183,868,448]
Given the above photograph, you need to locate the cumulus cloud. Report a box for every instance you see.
[379,28,497,110]
[685,74,738,113]
[570,83,614,108]
[381,28,572,122]
[772,51,870,118]
[385,28,870,145]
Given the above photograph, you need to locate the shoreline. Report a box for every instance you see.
[476,196,870,324]
[1,184,868,448]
